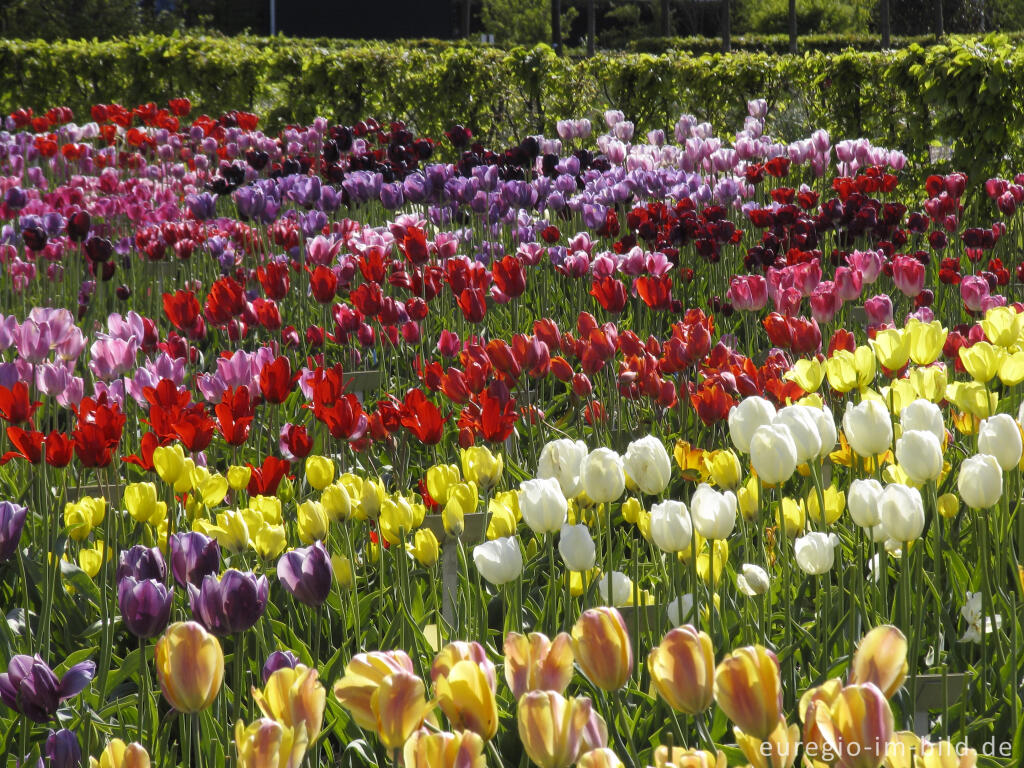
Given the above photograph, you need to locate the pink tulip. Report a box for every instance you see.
[727,275,769,312]
[834,267,863,301]
[960,275,990,312]
[810,282,843,324]
[891,256,925,297]
[864,295,894,326]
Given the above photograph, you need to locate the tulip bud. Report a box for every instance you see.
[520,477,568,534]
[580,448,625,504]
[843,400,893,458]
[410,529,440,567]
[713,645,783,740]
[227,465,252,491]
[622,435,672,496]
[848,625,908,699]
[958,453,1003,509]
[503,631,574,699]
[749,423,798,485]
[473,537,523,585]
[690,483,737,540]
[537,439,588,498]
[571,607,632,691]
[558,523,596,571]
[878,484,925,542]
[155,621,224,713]
[304,455,335,491]
[895,430,943,484]
[736,563,770,596]
[977,413,1022,471]
[98,739,150,768]
[728,396,776,454]
[403,729,486,768]
[461,446,503,492]
[647,625,714,714]
[848,479,883,528]
[937,493,959,519]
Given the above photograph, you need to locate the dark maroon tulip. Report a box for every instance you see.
[84,236,112,263]
[188,569,268,635]
[117,577,173,638]
[169,531,221,588]
[0,501,27,562]
[46,728,81,768]
[262,650,300,684]
[116,545,166,582]
[276,541,332,607]
[22,226,46,251]
[0,655,95,723]
[66,211,91,242]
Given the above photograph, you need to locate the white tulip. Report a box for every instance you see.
[728,396,776,454]
[580,447,625,504]
[736,563,770,596]
[558,523,596,572]
[895,430,943,484]
[978,413,1022,471]
[878,483,925,542]
[473,537,524,585]
[622,435,672,495]
[843,399,893,457]
[793,531,839,575]
[810,406,838,460]
[775,405,823,465]
[690,483,737,540]
[519,477,568,534]
[666,594,696,626]
[649,499,693,553]
[537,438,588,497]
[749,423,798,485]
[900,398,945,443]
[848,478,883,528]
[958,454,1003,509]
[597,570,633,606]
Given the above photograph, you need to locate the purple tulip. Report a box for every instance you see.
[45,729,81,768]
[276,541,332,607]
[188,569,268,635]
[170,532,221,588]
[0,655,95,723]
[0,501,27,562]
[118,577,173,638]
[116,545,167,582]
[262,650,300,684]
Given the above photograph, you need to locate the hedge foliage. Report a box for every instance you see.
[2,33,1023,177]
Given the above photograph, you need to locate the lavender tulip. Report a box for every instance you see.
[116,545,167,582]
[45,729,81,768]
[0,655,95,723]
[118,577,173,638]
[276,541,332,607]
[170,531,221,588]
[188,569,269,635]
[262,650,300,684]
[0,500,27,562]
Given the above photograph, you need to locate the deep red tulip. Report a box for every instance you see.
[215,387,255,446]
[590,276,627,313]
[457,287,487,323]
[162,290,201,333]
[0,383,41,426]
[257,261,291,300]
[400,389,444,444]
[492,255,527,300]
[310,265,338,304]
[247,455,291,496]
[259,357,297,404]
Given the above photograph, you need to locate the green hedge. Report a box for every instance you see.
[1,33,1023,177]
[625,32,1024,54]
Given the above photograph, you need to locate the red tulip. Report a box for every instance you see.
[457,287,487,323]
[400,389,444,444]
[279,424,313,460]
[259,357,297,404]
[590,276,627,313]
[162,290,201,332]
[492,255,526,300]
[310,265,338,304]
[635,275,673,310]
[256,261,291,301]
[247,455,291,496]
[0,382,41,425]
[215,387,255,446]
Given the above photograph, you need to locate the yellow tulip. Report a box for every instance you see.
[713,645,783,740]
[253,664,326,742]
[297,500,329,544]
[250,495,283,524]
[503,631,574,699]
[234,718,307,768]
[737,476,759,521]
[945,381,998,419]
[443,481,478,537]
[621,496,644,524]
[358,477,386,520]
[426,464,461,505]
[410,529,440,567]
[124,483,165,525]
[320,483,351,522]
[155,621,224,713]
[461,446,503,492]
[796,393,823,409]
[98,739,150,768]
[674,441,710,481]
[825,350,859,393]
[153,444,187,485]
[65,500,99,541]
[909,364,948,402]
[981,305,1021,347]
[371,671,435,750]
[193,470,228,508]
[951,409,980,436]
[252,524,287,559]
[697,540,729,585]
[571,607,632,691]
[379,494,423,544]
[819,684,894,768]
[516,691,604,768]
[854,345,877,387]
[227,465,252,491]
[486,491,520,539]
[208,509,251,554]
[959,341,1005,383]
[937,493,959,519]
[998,350,1024,386]
[333,651,416,730]
[339,473,364,510]
[806,486,845,525]
[651,747,726,768]
[785,358,825,393]
[578,749,626,768]
[848,625,907,699]
[776,497,805,538]
[79,542,107,578]
[332,554,353,588]
[705,449,741,490]
[434,659,498,740]
[735,718,799,768]
[882,731,921,768]
[871,329,911,371]
[880,379,916,416]
[647,625,714,715]
[403,729,486,768]
[568,568,598,597]
[304,455,335,491]
[906,318,948,365]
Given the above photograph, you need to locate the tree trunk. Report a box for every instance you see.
[721,0,731,53]
[661,0,669,37]
[463,0,471,38]
[552,0,562,54]
[880,0,890,48]
[934,0,944,37]
[587,0,595,56]
[788,0,797,54]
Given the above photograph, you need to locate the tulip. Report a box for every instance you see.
[580,448,625,504]
[909,364,948,403]
[253,664,326,741]
[0,654,95,722]
[895,430,943,484]
[749,423,798,485]
[958,454,1003,509]
[622,435,672,495]
[434,659,498,739]
[713,645,783,740]
[154,622,224,713]
[169,531,221,588]
[705,449,741,490]
[97,739,150,768]
[848,625,907,699]
[735,717,800,768]
[690,483,737,540]
[503,631,574,699]
[227,465,252,491]
[537,438,588,498]
[379,494,425,544]
[188,569,269,635]
[843,400,893,458]
[117,577,172,638]
[403,729,486,768]
[333,651,416,731]
[520,477,568,534]
[571,607,632,690]
[819,683,894,768]
[794,532,839,575]
[649,499,693,553]
[516,691,601,768]
[960,342,1005,383]
[321,482,351,522]
[775,405,824,465]
[443,481,477,536]
[558,523,596,571]
[871,328,910,371]
[461,445,503,492]
[917,739,978,768]
[647,625,714,714]
[736,563,770,596]
[0,500,28,561]
[728,396,776,454]
[473,536,523,585]
[410,529,440,567]
[234,717,307,768]
[977,413,1022,471]
[806,485,845,525]
[596,570,635,606]
[262,651,299,684]
[786,358,825,392]
[372,670,435,750]
[304,455,335,490]
[577,748,625,768]
[277,541,333,607]
[906,319,947,365]
[652,747,727,768]
[124,482,165,525]
[296,499,329,545]
[46,729,82,768]
[427,464,460,505]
